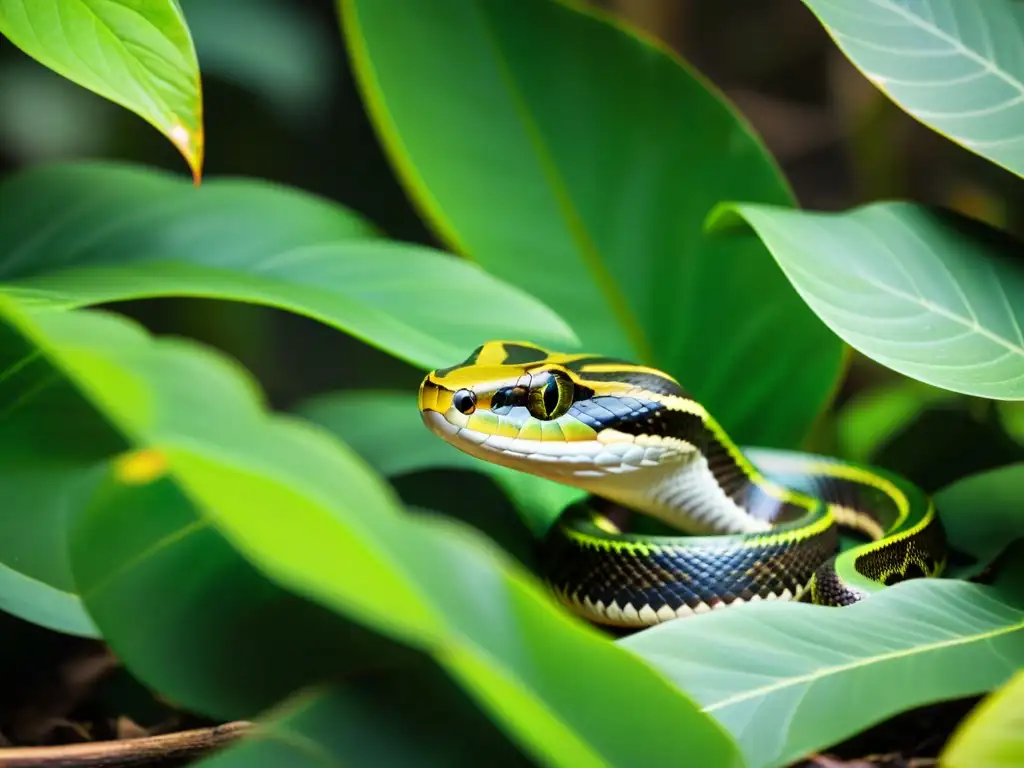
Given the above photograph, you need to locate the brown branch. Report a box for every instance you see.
[0,721,251,767]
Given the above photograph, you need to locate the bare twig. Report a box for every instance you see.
[0,721,250,767]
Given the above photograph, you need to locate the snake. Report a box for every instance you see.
[418,340,948,628]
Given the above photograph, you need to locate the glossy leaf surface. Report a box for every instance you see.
[942,669,1024,768]
[0,162,577,368]
[6,303,739,768]
[713,202,1024,398]
[622,580,1024,768]
[934,463,1024,577]
[0,0,204,176]
[801,0,1024,178]
[343,0,843,448]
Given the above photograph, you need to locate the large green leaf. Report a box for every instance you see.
[0,0,204,177]
[713,202,1024,398]
[198,662,534,768]
[4,302,740,767]
[934,463,1024,578]
[942,669,1024,768]
[801,0,1024,179]
[180,0,335,125]
[342,0,843,448]
[0,316,119,635]
[833,378,959,464]
[0,162,577,367]
[621,579,1024,768]
[297,391,582,536]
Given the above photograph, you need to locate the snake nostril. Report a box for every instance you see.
[453,389,477,415]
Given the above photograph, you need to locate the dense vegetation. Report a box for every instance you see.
[0,1,1021,766]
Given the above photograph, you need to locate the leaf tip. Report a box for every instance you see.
[169,123,204,185]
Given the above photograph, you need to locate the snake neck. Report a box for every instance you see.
[609,414,810,535]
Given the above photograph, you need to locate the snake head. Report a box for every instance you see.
[418,341,699,508]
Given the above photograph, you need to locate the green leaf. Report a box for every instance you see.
[712,202,1024,399]
[942,669,1024,768]
[621,579,1024,768]
[0,323,117,635]
[198,662,534,767]
[800,0,1024,179]
[834,378,959,463]
[6,302,740,767]
[0,0,205,177]
[0,162,577,368]
[180,0,335,125]
[934,463,1024,578]
[296,391,582,536]
[996,401,1024,444]
[342,0,843,448]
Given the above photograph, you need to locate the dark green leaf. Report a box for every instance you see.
[180,0,335,124]
[833,378,959,464]
[342,0,842,447]
[801,0,1024,178]
[197,661,533,768]
[0,0,204,176]
[0,162,578,368]
[0,310,128,635]
[621,580,1024,768]
[712,202,1024,398]
[934,463,1024,577]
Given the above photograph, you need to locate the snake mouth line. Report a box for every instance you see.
[420,409,674,480]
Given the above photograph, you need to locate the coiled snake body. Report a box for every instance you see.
[418,341,947,627]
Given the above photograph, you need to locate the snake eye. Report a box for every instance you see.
[452,389,477,415]
[527,371,573,420]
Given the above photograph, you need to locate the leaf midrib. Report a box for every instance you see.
[704,614,1022,713]
[464,3,653,362]
[768,212,1024,360]
[870,0,1024,101]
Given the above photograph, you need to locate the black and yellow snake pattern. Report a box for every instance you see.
[418,341,947,627]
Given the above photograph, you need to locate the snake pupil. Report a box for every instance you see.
[527,371,573,420]
[543,378,559,414]
[452,389,477,414]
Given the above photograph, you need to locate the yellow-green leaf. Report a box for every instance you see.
[0,0,204,177]
[942,670,1024,768]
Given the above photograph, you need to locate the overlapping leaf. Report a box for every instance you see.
[342,0,843,448]
[0,162,577,368]
[2,301,740,767]
[198,662,534,768]
[0,0,205,176]
[934,463,1024,578]
[0,162,576,636]
[801,0,1024,178]
[712,202,1024,398]
[622,579,1024,768]
[942,669,1024,768]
